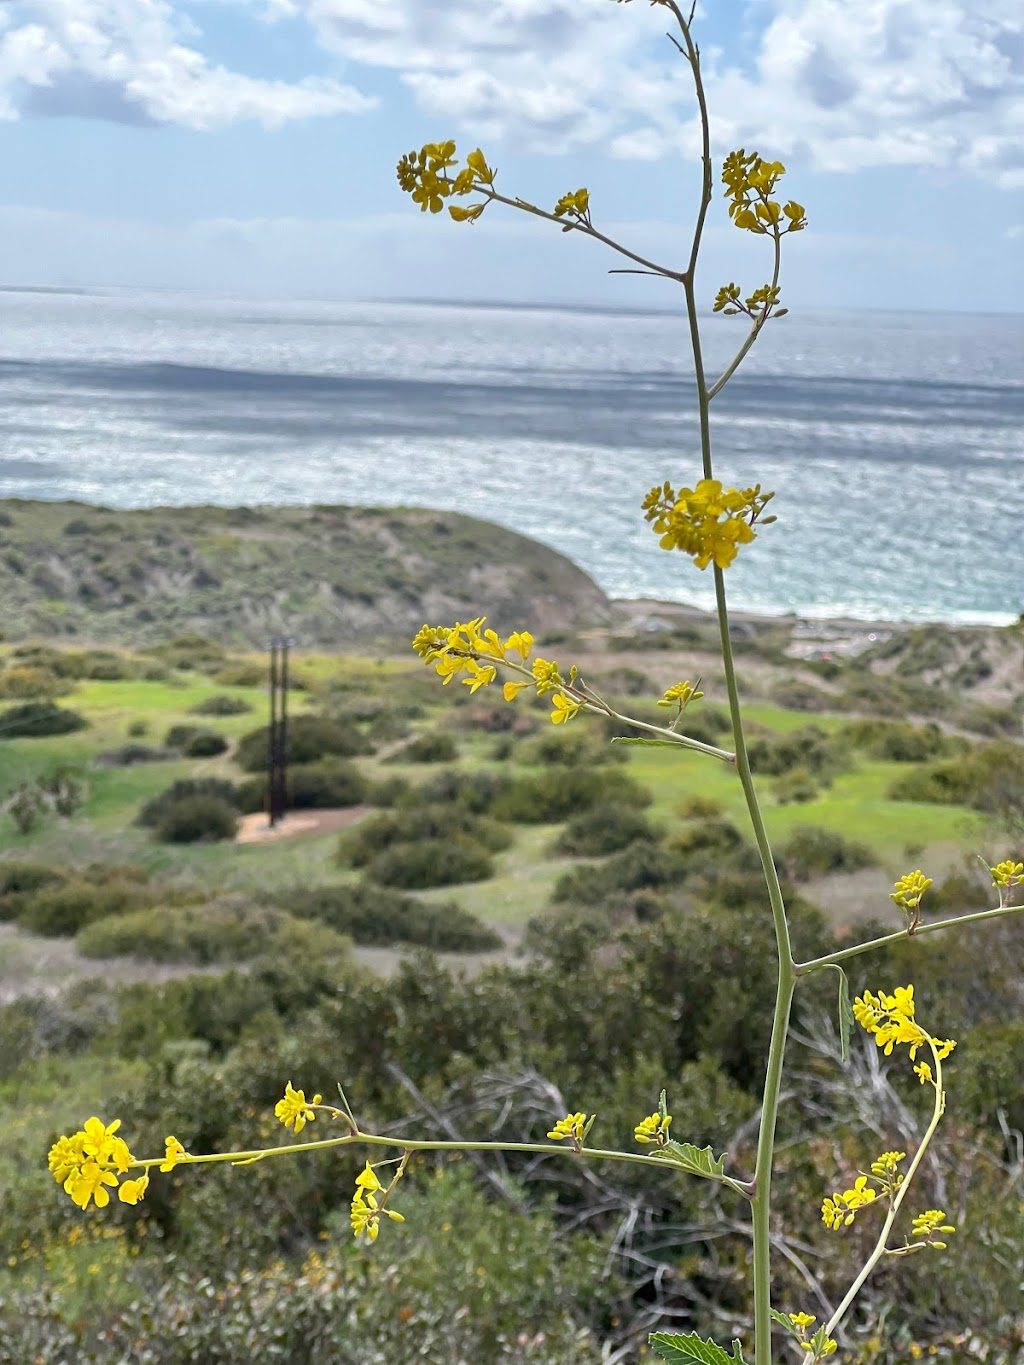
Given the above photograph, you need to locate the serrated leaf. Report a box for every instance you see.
[650,1332,734,1365]
[730,1340,746,1364]
[768,1309,795,1333]
[661,1140,726,1180]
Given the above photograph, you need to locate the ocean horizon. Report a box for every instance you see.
[1,287,1021,627]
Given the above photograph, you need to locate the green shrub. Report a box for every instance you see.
[385,730,458,763]
[490,769,651,824]
[839,719,965,763]
[770,678,833,712]
[16,878,153,936]
[747,725,847,778]
[212,660,266,687]
[190,694,254,716]
[772,766,826,804]
[146,632,227,673]
[94,743,172,767]
[553,842,687,904]
[0,859,66,899]
[397,768,510,814]
[667,816,747,859]
[888,741,1024,813]
[137,778,240,827]
[518,727,625,767]
[778,825,877,880]
[554,803,657,856]
[0,701,88,738]
[237,760,367,813]
[183,730,229,758]
[235,715,372,772]
[292,884,503,951]
[341,806,511,867]
[155,795,238,844]
[365,839,496,889]
[0,666,65,700]
[676,794,726,820]
[77,898,351,966]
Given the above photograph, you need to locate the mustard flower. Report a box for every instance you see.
[657,680,703,710]
[789,1313,816,1331]
[65,1161,120,1212]
[503,680,528,701]
[275,1082,322,1135]
[547,1112,592,1146]
[642,478,774,571]
[869,1151,906,1192]
[350,1168,405,1243]
[117,1175,150,1206]
[550,692,582,725]
[160,1136,187,1172]
[891,869,932,912]
[910,1209,955,1248]
[634,1111,672,1146]
[990,859,1023,903]
[821,1175,877,1230]
[554,188,590,220]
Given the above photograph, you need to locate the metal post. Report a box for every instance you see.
[266,635,295,829]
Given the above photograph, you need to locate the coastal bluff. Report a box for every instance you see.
[0,500,612,648]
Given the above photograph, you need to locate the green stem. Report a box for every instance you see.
[707,231,782,401]
[796,900,1024,975]
[132,1130,735,1182]
[824,1046,947,1340]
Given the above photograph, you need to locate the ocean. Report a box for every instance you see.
[0,287,1021,625]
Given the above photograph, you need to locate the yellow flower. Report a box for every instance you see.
[503,680,528,701]
[449,203,485,223]
[350,1181,405,1242]
[354,1161,382,1194]
[990,859,1023,900]
[550,692,581,725]
[48,1134,85,1185]
[891,869,932,911]
[633,1112,672,1145]
[911,1209,955,1248]
[547,1112,591,1145]
[789,1313,816,1331]
[643,478,774,571]
[554,188,590,219]
[657,680,703,710]
[160,1136,187,1172]
[65,1160,119,1211]
[118,1175,150,1206]
[274,1082,322,1135]
[504,630,534,661]
[462,659,498,694]
[531,658,562,695]
[821,1176,876,1230]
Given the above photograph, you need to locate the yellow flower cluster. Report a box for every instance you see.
[396,141,496,221]
[350,1161,405,1243]
[547,1111,594,1148]
[822,1175,877,1230]
[642,478,776,570]
[869,1150,906,1194]
[782,1313,836,1359]
[633,1111,672,1146]
[412,618,583,725]
[554,188,591,223]
[990,859,1023,903]
[722,149,806,236]
[713,282,786,320]
[852,985,956,1068]
[657,680,703,712]
[910,1209,955,1249]
[47,1118,140,1211]
[274,1082,322,1135]
[890,869,932,911]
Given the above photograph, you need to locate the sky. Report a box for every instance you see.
[0,0,1021,312]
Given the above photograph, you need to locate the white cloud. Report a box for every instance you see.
[299,0,1024,185]
[0,0,374,128]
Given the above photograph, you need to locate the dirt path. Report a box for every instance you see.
[235,806,369,844]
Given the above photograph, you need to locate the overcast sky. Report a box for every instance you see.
[0,0,1021,311]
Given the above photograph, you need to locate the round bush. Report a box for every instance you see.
[0,667,64,700]
[16,878,151,937]
[778,825,876,880]
[294,884,502,951]
[137,778,240,827]
[0,701,88,738]
[190,695,253,717]
[365,839,495,889]
[155,795,239,844]
[554,803,657,856]
[94,743,172,768]
[183,730,229,758]
[490,769,651,824]
[235,715,373,772]
[288,760,367,809]
[385,731,458,764]
[340,806,510,867]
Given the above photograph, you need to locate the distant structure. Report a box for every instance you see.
[266,636,294,827]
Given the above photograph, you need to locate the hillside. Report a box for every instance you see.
[0,500,612,647]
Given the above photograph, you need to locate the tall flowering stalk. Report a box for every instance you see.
[48,3,1023,1363]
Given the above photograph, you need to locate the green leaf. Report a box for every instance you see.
[768,1309,795,1334]
[610,737,688,748]
[833,965,853,1062]
[660,1140,726,1180]
[649,1332,735,1365]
